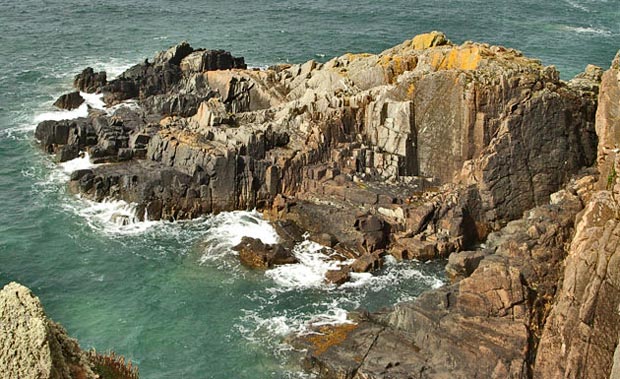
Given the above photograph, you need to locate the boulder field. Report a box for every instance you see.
[31,32,620,378]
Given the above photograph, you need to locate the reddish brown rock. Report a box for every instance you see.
[53,91,84,110]
[233,237,298,269]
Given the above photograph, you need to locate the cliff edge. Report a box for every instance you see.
[0,282,98,379]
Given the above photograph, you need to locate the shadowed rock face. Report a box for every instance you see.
[534,52,620,379]
[298,51,620,379]
[0,282,97,379]
[32,33,616,378]
[36,32,600,261]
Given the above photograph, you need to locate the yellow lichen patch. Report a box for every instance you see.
[407,83,416,97]
[430,46,483,71]
[411,31,449,50]
[343,52,373,62]
[305,323,358,356]
[378,54,417,82]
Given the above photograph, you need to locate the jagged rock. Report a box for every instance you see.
[73,67,106,93]
[534,51,620,379]
[350,253,382,273]
[154,41,194,66]
[301,179,587,378]
[53,91,84,110]
[0,282,97,379]
[38,36,599,235]
[233,236,298,269]
[325,266,351,285]
[33,34,618,378]
[444,249,487,282]
[595,51,620,190]
[180,49,247,72]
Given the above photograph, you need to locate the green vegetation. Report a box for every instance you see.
[89,350,139,379]
[607,164,617,190]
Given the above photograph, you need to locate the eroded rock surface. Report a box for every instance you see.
[33,33,619,378]
[300,51,620,379]
[36,32,599,246]
[0,282,97,379]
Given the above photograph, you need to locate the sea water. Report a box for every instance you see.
[0,1,617,378]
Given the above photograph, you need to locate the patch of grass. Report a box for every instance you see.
[607,164,617,190]
[89,350,139,379]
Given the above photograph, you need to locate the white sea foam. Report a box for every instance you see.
[59,152,98,173]
[340,258,445,291]
[86,59,134,79]
[565,0,590,12]
[63,196,158,235]
[563,25,612,36]
[198,210,280,264]
[33,102,88,122]
[265,240,349,290]
[33,92,106,123]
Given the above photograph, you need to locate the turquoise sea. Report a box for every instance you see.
[0,1,617,378]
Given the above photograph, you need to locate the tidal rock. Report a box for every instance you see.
[233,236,298,269]
[350,253,382,273]
[53,91,85,110]
[73,67,106,93]
[325,266,351,285]
[0,282,97,379]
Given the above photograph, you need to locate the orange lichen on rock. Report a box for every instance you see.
[378,54,418,82]
[343,52,373,62]
[430,46,484,71]
[410,31,450,50]
[305,323,358,356]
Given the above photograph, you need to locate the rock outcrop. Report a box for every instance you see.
[53,91,85,110]
[0,282,97,379]
[36,32,600,264]
[233,236,298,269]
[33,34,620,378]
[299,51,620,378]
[533,51,620,379]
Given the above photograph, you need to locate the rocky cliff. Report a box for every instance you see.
[0,282,98,379]
[33,32,619,378]
[36,32,600,263]
[297,52,620,379]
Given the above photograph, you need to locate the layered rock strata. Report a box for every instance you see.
[36,32,600,264]
[300,53,620,379]
[31,31,620,379]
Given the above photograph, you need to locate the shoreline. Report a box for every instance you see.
[11,31,620,378]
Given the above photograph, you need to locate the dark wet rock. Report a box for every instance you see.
[154,41,194,66]
[272,219,306,249]
[325,266,351,285]
[233,236,298,269]
[74,67,107,93]
[53,91,85,110]
[350,253,382,273]
[180,49,247,72]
